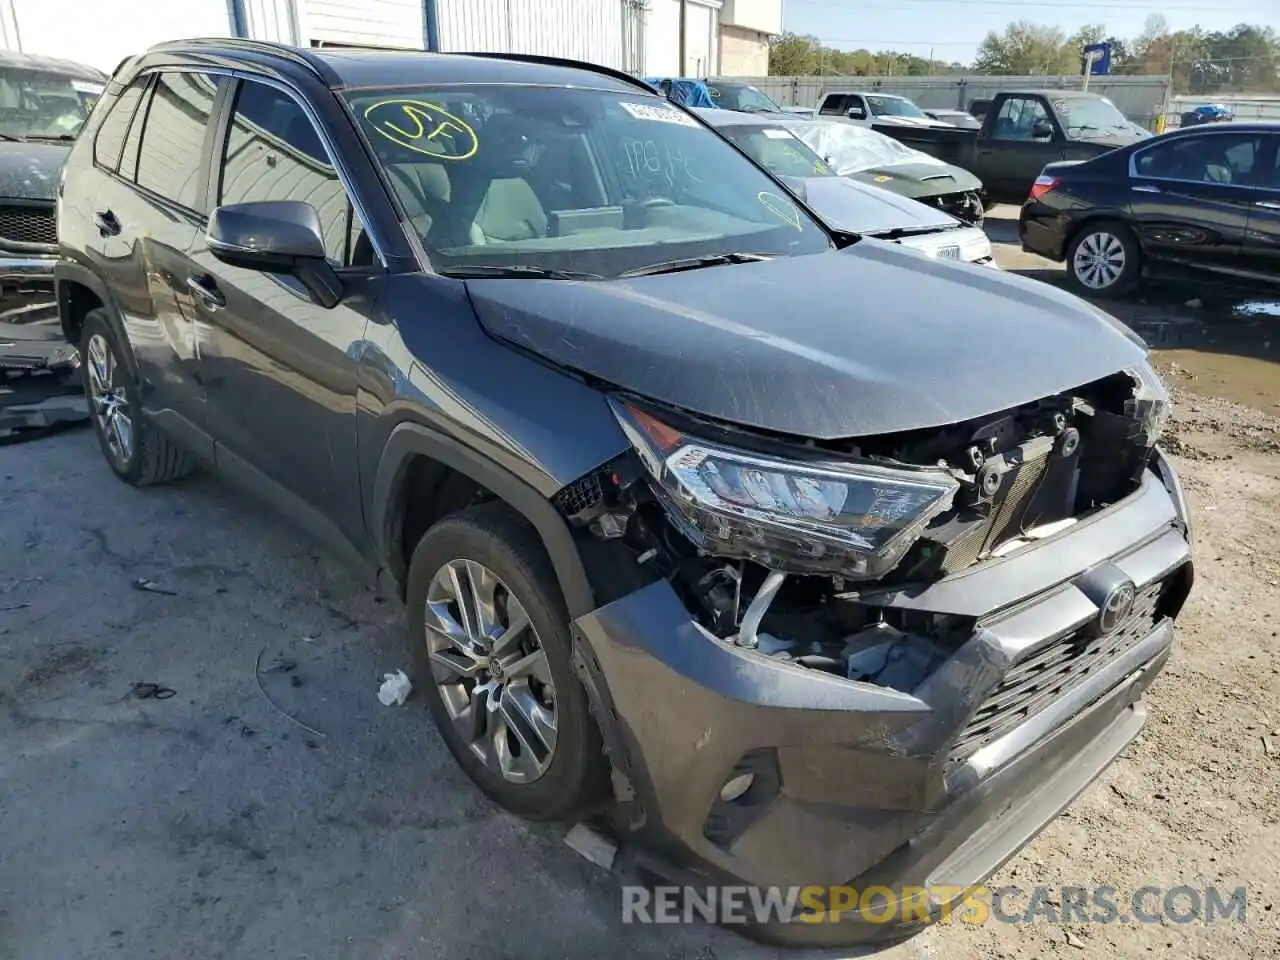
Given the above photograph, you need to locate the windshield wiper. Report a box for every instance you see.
[438,264,603,280]
[0,133,25,142]
[25,133,76,141]
[618,252,773,279]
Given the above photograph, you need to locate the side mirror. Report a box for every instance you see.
[846,106,866,120]
[1032,120,1054,140]
[207,200,342,308]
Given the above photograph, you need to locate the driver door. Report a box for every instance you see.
[980,95,1065,201]
[188,76,379,555]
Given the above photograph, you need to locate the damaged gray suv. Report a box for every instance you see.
[56,41,1193,945]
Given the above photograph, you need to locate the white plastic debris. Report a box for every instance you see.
[377,670,412,706]
[564,822,617,870]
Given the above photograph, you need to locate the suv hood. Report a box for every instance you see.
[467,243,1147,439]
[850,161,982,197]
[0,141,71,201]
[783,175,957,234]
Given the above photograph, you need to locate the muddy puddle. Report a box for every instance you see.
[1116,297,1280,412]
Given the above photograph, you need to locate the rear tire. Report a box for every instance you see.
[80,309,194,486]
[405,501,608,820]
[1066,221,1141,298]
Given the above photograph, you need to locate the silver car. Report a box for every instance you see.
[695,108,995,266]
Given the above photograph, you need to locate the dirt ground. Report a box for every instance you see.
[1,215,1278,958]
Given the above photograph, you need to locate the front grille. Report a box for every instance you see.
[938,449,1054,574]
[948,579,1165,764]
[0,203,56,246]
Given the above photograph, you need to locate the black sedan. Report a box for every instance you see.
[1020,121,1280,297]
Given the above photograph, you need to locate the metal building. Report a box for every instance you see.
[0,0,780,78]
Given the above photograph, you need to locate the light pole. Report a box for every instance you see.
[678,0,687,76]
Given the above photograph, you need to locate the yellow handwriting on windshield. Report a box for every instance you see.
[364,100,478,160]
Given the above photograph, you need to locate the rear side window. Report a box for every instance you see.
[92,80,146,171]
[1134,133,1265,185]
[135,72,222,209]
[218,79,356,266]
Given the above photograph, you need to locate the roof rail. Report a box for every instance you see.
[452,51,656,95]
[143,37,340,85]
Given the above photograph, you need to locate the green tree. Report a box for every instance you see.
[768,33,821,76]
[974,20,1073,75]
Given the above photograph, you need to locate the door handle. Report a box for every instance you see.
[1131,184,1161,194]
[187,274,226,309]
[93,209,121,237]
[1255,200,1280,210]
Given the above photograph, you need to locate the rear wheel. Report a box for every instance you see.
[80,309,194,486]
[1066,221,1141,298]
[405,502,608,820]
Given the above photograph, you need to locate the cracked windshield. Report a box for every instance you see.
[345,84,830,277]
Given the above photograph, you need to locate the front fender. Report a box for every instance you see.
[370,420,599,618]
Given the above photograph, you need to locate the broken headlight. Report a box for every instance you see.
[1128,363,1172,446]
[611,400,958,579]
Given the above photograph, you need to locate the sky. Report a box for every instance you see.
[781,0,1279,64]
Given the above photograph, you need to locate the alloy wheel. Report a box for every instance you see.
[1072,231,1127,290]
[86,333,134,468]
[424,558,557,784]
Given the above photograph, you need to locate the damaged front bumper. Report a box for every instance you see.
[571,454,1191,946]
[0,253,58,324]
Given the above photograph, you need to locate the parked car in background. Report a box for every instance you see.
[882,91,1150,205]
[700,79,789,115]
[0,50,106,326]
[1020,122,1280,296]
[924,108,982,130]
[813,90,954,129]
[696,109,994,264]
[1180,103,1235,127]
[648,76,794,118]
[792,118,986,223]
[59,40,1193,947]
[0,48,105,417]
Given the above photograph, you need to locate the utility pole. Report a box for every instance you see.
[678,0,687,76]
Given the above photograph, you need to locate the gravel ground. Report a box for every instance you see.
[2,222,1278,958]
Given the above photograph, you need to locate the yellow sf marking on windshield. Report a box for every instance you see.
[757,191,802,231]
[364,100,479,160]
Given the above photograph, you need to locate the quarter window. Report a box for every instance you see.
[1134,133,1265,186]
[135,72,222,209]
[219,79,356,265]
[92,80,146,171]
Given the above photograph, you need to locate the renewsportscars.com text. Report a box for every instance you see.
[622,884,1248,926]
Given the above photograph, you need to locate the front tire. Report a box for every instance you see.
[1066,221,1141,298]
[80,309,194,486]
[405,502,608,820]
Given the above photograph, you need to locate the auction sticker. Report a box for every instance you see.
[619,101,699,127]
[762,128,796,139]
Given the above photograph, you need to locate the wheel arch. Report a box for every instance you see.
[1064,212,1140,261]
[54,262,137,374]
[371,421,595,619]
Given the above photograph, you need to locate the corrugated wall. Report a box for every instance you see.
[437,0,623,70]
[745,74,1174,127]
[244,0,299,44]
[304,0,423,50]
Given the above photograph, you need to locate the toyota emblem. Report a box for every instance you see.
[1096,580,1136,634]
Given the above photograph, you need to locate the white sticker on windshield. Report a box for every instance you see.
[72,81,105,95]
[761,128,795,139]
[619,101,698,127]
